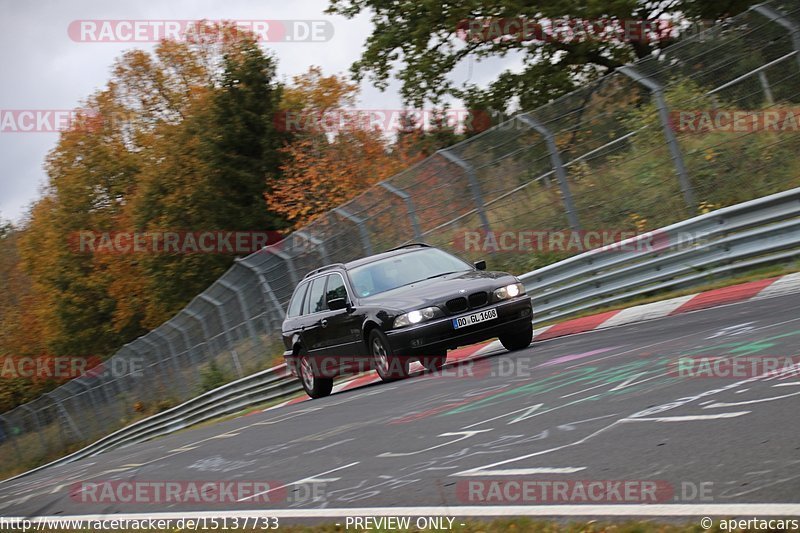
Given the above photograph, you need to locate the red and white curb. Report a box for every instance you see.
[476,272,800,355]
[264,343,491,411]
[266,272,800,409]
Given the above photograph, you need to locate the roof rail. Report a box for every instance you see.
[385,242,431,253]
[303,263,346,279]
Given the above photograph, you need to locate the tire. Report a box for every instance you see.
[420,353,447,372]
[369,329,410,381]
[499,321,533,351]
[298,352,333,399]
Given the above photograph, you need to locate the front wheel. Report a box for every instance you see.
[499,321,533,351]
[299,352,333,398]
[370,330,410,381]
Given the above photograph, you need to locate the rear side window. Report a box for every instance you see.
[325,274,347,302]
[304,276,328,314]
[287,282,308,318]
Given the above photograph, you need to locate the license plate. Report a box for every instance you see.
[452,308,498,329]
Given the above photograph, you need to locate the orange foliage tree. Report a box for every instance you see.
[265,67,421,228]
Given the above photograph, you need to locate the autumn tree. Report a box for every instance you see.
[394,108,463,159]
[327,0,761,114]
[124,33,288,326]
[16,25,288,364]
[265,67,418,229]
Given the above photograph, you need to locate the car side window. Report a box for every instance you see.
[287,282,308,318]
[325,274,348,303]
[304,276,327,314]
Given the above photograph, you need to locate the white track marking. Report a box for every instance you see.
[379,430,492,457]
[237,462,360,502]
[453,423,618,477]
[706,322,755,339]
[455,466,586,476]
[620,411,750,422]
[600,295,695,328]
[461,404,546,429]
[507,404,544,424]
[210,432,239,439]
[305,438,355,454]
[703,390,800,408]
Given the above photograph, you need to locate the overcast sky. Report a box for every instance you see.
[0,0,521,224]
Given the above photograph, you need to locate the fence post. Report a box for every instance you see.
[266,247,299,287]
[139,336,171,397]
[46,392,83,445]
[333,207,373,255]
[185,307,214,365]
[19,404,47,455]
[166,321,198,367]
[438,149,492,235]
[752,4,800,71]
[294,230,331,264]
[619,65,697,214]
[237,257,286,330]
[219,278,260,346]
[116,344,141,394]
[73,378,102,437]
[379,182,424,241]
[757,71,775,105]
[152,329,188,399]
[517,114,582,231]
[0,414,22,463]
[199,294,244,378]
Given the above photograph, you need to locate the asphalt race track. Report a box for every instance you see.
[2,293,800,522]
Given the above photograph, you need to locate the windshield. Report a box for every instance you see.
[347,248,472,297]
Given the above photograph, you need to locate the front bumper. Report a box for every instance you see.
[385,296,532,356]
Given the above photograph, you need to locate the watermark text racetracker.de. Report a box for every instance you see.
[1,355,143,381]
[456,17,675,43]
[452,228,717,254]
[70,230,284,255]
[68,19,334,43]
[669,355,800,378]
[458,480,713,503]
[454,229,655,254]
[272,108,492,134]
[0,109,125,133]
[70,479,326,506]
[671,109,800,133]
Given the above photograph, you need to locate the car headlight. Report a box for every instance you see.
[393,306,443,328]
[494,282,525,300]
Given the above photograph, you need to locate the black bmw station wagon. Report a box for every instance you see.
[281,244,533,398]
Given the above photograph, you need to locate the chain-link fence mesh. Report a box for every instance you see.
[2,0,799,476]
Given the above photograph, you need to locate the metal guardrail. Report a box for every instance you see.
[1,365,301,483]
[521,187,800,324]
[4,186,799,484]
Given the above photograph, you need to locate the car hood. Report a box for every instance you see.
[357,270,519,312]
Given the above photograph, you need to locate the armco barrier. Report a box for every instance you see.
[4,185,800,483]
[522,187,800,324]
[1,365,301,483]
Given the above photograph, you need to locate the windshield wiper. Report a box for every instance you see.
[422,270,464,281]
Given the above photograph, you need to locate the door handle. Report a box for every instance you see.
[320,319,328,328]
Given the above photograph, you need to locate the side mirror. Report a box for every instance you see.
[474,260,487,271]
[327,297,349,311]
